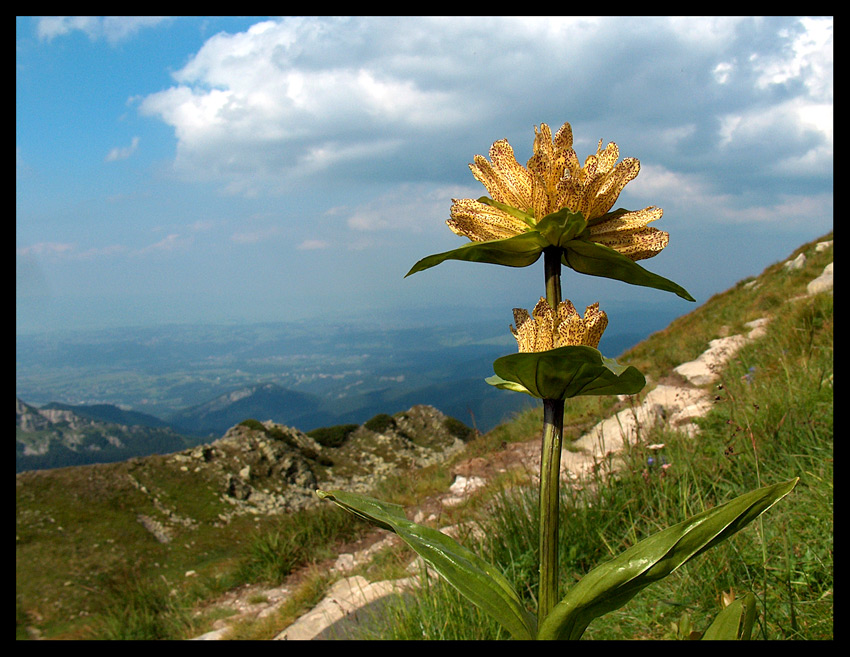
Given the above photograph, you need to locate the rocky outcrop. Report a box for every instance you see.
[165,405,474,522]
[16,398,94,435]
[16,398,195,471]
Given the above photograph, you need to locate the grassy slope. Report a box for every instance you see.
[16,232,832,640]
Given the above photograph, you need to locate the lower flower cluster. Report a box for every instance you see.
[511,297,607,352]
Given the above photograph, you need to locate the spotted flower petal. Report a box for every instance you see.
[589,206,669,262]
[510,297,609,353]
[448,198,532,242]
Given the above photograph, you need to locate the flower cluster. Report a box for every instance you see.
[447,121,669,262]
[511,297,608,353]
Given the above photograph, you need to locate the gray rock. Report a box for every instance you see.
[807,262,833,296]
[783,253,807,270]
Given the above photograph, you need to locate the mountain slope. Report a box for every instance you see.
[16,398,199,473]
[16,404,474,639]
[167,382,322,437]
[16,232,833,641]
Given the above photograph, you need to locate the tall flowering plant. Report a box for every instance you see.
[319,122,797,640]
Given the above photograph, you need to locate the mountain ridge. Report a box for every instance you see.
[15,398,202,473]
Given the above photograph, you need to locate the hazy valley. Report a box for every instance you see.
[16,302,684,472]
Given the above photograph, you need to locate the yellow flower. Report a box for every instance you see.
[510,297,608,353]
[447,121,669,262]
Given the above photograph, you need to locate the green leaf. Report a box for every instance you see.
[405,231,549,277]
[536,478,798,640]
[404,201,693,302]
[534,208,588,248]
[316,489,537,640]
[561,239,696,301]
[488,346,646,400]
[701,592,758,640]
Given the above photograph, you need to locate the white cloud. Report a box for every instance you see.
[16,242,128,261]
[130,14,832,241]
[712,61,734,84]
[751,16,833,100]
[105,136,139,162]
[138,233,189,253]
[74,244,128,259]
[36,16,169,44]
[626,162,832,229]
[345,183,475,233]
[714,192,833,226]
[297,239,329,250]
[230,226,281,245]
[717,97,832,174]
[16,242,74,257]
[138,18,469,194]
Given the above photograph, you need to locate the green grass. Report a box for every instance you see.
[233,503,365,585]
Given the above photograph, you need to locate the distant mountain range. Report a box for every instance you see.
[16,372,535,472]
[16,398,202,473]
[15,297,691,472]
[166,382,322,437]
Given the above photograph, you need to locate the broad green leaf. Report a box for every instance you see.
[536,478,798,640]
[561,239,696,302]
[701,592,758,640]
[534,208,589,248]
[316,489,537,640]
[488,346,646,400]
[405,231,548,277]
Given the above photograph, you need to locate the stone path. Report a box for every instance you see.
[192,248,832,641]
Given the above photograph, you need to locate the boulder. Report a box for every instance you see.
[807,262,833,296]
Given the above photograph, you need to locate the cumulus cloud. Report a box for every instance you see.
[138,18,472,195]
[134,16,831,209]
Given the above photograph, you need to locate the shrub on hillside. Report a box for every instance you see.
[307,424,359,448]
[364,413,396,434]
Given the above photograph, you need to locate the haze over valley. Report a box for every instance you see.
[16,299,685,461]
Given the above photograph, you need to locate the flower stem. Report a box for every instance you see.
[539,397,564,622]
[539,247,565,622]
[544,247,562,312]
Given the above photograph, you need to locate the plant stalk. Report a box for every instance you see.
[539,247,565,622]
[539,397,565,622]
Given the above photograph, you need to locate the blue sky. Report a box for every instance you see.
[16,16,833,335]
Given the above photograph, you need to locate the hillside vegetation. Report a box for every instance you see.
[16,233,832,640]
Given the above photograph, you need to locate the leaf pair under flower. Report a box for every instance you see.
[486,345,645,400]
[408,202,694,301]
